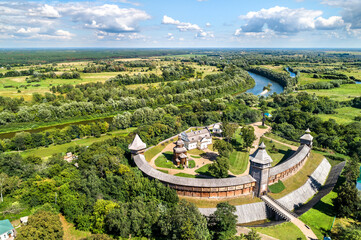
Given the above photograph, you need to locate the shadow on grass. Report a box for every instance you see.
[275,149,295,166]
[162,152,173,161]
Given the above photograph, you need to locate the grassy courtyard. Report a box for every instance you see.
[154,151,178,169]
[253,222,306,240]
[259,137,294,166]
[229,150,249,175]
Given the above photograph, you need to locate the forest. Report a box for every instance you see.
[1,49,361,239]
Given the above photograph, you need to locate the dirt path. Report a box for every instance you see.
[237,122,271,176]
[262,136,298,151]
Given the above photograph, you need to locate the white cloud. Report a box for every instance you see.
[96,31,146,41]
[315,16,344,30]
[0,2,152,42]
[60,4,150,33]
[205,22,211,27]
[28,4,61,18]
[162,15,214,39]
[166,33,174,40]
[162,15,201,31]
[237,6,344,34]
[323,0,361,29]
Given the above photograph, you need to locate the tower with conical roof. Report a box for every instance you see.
[300,128,313,147]
[249,142,273,196]
[129,134,147,159]
[173,135,188,166]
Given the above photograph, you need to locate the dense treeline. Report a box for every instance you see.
[296,80,354,90]
[0,97,260,152]
[0,49,193,66]
[0,129,260,239]
[268,93,361,156]
[0,66,253,126]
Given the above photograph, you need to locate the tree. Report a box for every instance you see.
[245,229,261,240]
[113,112,132,129]
[158,200,210,240]
[213,140,234,158]
[208,202,237,240]
[241,126,256,149]
[222,122,239,142]
[333,181,359,218]
[209,157,230,178]
[16,210,64,240]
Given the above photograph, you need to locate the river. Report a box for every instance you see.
[285,67,297,78]
[246,72,284,96]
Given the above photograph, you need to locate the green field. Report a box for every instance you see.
[229,150,249,175]
[300,84,361,101]
[188,160,196,168]
[154,151,177,169]
[195,163,212,176]
[174,172,196,178]
[268,180,285,193]
[21,128,136,159]
[253,222,306,240]
[260,137,294,166]
[299,187,338,239]
[264,133,299,146]
[144,144,165,162]
[317,107,361,124]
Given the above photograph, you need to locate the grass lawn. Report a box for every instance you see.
[268,180,285,193]
[21,128,136,159]
[188,160,196,168]
[188,148,205,155]
[60,214,92,240]
[300,84,361,102]
[174,173,196,178]
[191,155,201,158]
[229,150,249,175]
[259,137,294,166]
[154,152,178,169]
[195,163,212,176]
[257,125,268,129]
[300,178,343,239]
[253,222,306,240]
[317,107,361,124]
[144,144,164,162]
[269,151,324,199]
[180,195,261,208]
[157,169,169,174]
[265,133,299,146]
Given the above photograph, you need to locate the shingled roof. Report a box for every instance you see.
[128,134,147,151]
[300,129,313,141]
[250,142,273,165]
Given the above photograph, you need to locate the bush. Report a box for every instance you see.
[269,180,285,193]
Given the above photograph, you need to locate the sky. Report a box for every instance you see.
[0,0,361,48]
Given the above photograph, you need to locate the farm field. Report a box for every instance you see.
[300,84,361,101]
[317,107,361,124]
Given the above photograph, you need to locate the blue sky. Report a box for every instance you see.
[0,0,360,48]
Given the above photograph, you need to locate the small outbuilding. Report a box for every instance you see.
[0,219,15,239]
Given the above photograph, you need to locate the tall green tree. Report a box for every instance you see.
[241,126,256,149]
[208,202,237,240]
[16,210,64,240]
[209,157,230,178]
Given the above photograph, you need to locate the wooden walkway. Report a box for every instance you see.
[261,195,318,240]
